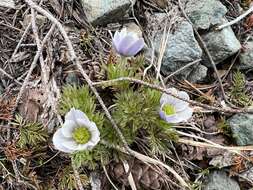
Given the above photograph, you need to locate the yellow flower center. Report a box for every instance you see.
[162,104,176,115]
[72,127,91,144]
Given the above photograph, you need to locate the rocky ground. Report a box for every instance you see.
[1,0,253,189]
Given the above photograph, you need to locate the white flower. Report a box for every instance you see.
[112,28,145,57]
[159,88,193,123]
[53,108,100,153]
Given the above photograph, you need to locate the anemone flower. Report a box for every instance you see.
[53,108,100,153]
[159,88,193,123]
[112,28,145,57]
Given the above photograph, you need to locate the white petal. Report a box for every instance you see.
[76,118,92,129]
[62,140,79,151]
[159,110,182,124]
[76,119,100,144]
[160,88,178,105]
[90,129,100,144]
[65,108,89,122]
[53,128,75,153]
[174,91,190,111]
[176,107,193,122]
[61,120,76,138]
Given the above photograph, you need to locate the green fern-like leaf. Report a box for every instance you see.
[71,144,111,169]
[230,70,252,106]
[59,167,89,190]
[12,115,48,149]
[59,85,104,128]
[147,119,178,156]
[217,117,231,137]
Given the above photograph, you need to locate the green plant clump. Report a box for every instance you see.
[12,115,48,149]
[230,70,252,106]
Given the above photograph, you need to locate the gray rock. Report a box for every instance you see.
[81,0,135,25]
[154,20,203,80]
[65,72,80,86]
[228,113,253,145]
[203,171,240,190]
[240,167,253,183]
[0,84,4,95]
[201,19,241,66]
[187,64,208,83]
[185,0,227,30]
[239,41,253,69]
[209,151,235,168]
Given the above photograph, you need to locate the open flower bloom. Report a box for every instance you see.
[159,88,193,123]
[112,28,145,57]
[53,108,100,153]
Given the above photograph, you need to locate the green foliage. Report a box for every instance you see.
[59,85,104,128]
[58,167,89,190]
[71,145,111,169]
[103,56,144,89]
[217,117,231,137]
[12,115,48,149]
[148,120,178,155]
[103,87,178,153]
[230,70,252,107]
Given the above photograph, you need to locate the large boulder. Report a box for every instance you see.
[81,0,135,25]
[203,171,240,190]
[185,0,227,30]
[154,20,204,82]
[228,113,253,146]
[201,19,241,66]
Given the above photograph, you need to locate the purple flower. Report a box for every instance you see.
[159,88,193,124]
[112,28,145,57]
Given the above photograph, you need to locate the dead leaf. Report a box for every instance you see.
[18,88,46,122]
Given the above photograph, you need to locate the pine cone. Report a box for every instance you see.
[109,159,166,190]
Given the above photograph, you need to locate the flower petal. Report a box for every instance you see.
[112,31,121,50]
[76,119,100,144]
[116,35,137,56]
[65,108,89,122]
[53,128,75,153]
[90,128,100,144]
[61,120,76,138]
[176,107,193,122]
[125,38,145,56]
[62,140,79,151]
[173,91,190,111]
[159,109,182,123]
[160,88,178,105]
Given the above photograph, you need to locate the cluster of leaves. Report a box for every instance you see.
[103,55,145,89]
[12,115,48,149]
[59,55,178,169]
[58,166,89,190]
[217,117,231,137]
[229,70,252,107]
[59,85,104,128]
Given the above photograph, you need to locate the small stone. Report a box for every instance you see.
[201,19,241,66]
[0,84,4,95]
[81,0,136,25]
[209,152,235,168]
[154,20,202,80]
[203,170,240,190]
[240,167,253,183]
[0,0,15,8]
[23,14,47,29]
[187,64,208,83]
[185,0,227,30]
[65,72,80,86]
[228,113,253,145]
[239,41,253,69]
[124,22,142,38]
